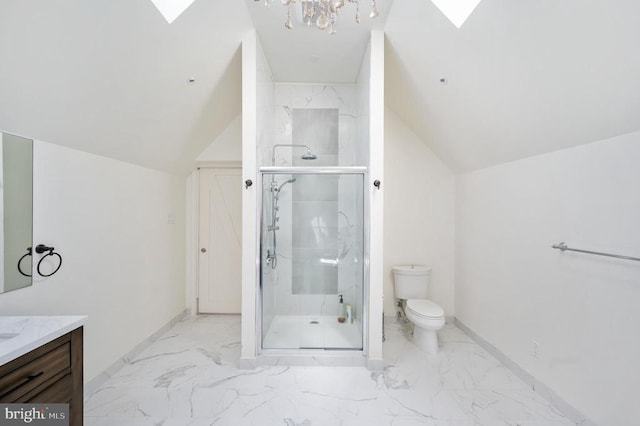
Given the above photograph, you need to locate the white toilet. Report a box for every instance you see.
[392,265,445,354]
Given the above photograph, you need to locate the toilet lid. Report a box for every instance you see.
[406,299,444,319]
[392,265,430,275]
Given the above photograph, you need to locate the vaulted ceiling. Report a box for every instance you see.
[0,0,251,172]
[385,0,640,171]
[1,0,638,174]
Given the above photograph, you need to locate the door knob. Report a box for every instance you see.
[201,248,207,253]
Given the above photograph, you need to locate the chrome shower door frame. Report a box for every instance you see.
[256,167,369,361]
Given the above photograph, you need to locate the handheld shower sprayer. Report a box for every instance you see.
[267,176,297,269]
[276,178,296,192]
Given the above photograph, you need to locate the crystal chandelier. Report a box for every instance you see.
[255,0,379,34]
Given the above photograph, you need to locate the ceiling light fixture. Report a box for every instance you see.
[255,0,379,34]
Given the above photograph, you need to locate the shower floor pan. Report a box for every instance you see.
[262,315,362,350]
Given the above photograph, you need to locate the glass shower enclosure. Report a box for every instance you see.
[260,169,365,351]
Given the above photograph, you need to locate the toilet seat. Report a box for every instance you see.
[406,299,444,319]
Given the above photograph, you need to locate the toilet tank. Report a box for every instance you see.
[392,265,431,300]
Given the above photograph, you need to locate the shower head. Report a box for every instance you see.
[301,150,317,160]
[271,144,318,165]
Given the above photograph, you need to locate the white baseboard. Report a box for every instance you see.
[84,310,187,400]
[454,318,597,426]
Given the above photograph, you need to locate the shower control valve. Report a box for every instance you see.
[245,179,253,189]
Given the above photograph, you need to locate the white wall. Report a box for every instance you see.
[0,141,186,383]
[196,114,242,162]
[383,108,455,316]
[367,30,385,368]
[456,131,640,426]
[240,31,261,366]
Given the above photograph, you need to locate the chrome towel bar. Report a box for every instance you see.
[552,242,640,262]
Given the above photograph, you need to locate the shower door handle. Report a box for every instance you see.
[245,179,253,189]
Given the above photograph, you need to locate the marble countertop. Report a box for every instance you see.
[0,315,87,366]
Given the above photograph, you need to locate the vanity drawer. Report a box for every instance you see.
[27,373,73,404]
[0,342,71,402]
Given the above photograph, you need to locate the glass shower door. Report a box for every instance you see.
[260,171,364,350]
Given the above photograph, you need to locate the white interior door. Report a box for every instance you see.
[198,167,242,313]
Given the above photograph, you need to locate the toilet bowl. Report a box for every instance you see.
[404,299,445,354]
[392,266,445,354]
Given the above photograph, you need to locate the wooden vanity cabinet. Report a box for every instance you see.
[0,327,83,426]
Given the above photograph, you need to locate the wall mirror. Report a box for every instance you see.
[0,132,33,294]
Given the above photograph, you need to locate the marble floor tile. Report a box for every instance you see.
[85,315,578,426]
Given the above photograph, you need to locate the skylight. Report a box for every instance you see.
[150,0,197,24]
[430,0,482,28]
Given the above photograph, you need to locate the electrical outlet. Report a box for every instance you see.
[532,340,540,359]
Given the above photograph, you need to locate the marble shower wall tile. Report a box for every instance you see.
[256,40,276,325]
[292,248,338,295]
[270,83,359,167]
[292,108,338,160]
[257,83,365,321]
[256,40,275,167]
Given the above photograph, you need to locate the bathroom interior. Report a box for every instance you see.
[1,1,639,425]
